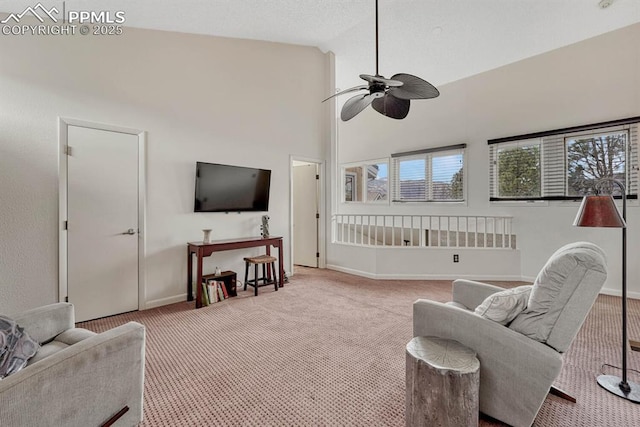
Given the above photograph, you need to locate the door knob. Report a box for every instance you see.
[121,228,136,235]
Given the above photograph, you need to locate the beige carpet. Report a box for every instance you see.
[79,267,640,426]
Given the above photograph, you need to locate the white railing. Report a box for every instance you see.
[332,214,515,249]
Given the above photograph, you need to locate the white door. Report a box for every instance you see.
[67,125,139,322]
[293,163,319,267]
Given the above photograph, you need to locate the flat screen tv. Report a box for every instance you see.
[194,162,271,212]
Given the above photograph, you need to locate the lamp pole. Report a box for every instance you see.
[592,178,638,400]
[575,178,639,401]
[609,180,629,392]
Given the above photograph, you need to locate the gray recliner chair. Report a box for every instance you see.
[0,303,145,427]
[413,242,607,427]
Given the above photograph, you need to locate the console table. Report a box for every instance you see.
[187,236,284,308]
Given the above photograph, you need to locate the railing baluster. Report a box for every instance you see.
[331,214,514,250]
[392,215,396,246]
[474,217,478,248]
[484,217,487,248]
[383,216,386,246]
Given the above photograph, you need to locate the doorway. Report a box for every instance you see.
[59,118,146,322]
[291,159,324,269]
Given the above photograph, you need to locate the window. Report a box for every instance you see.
[391,144,466,202]
[489,118,639,201]
[566,131,627,197]
[342,160,389,203]
[494,140,541,199]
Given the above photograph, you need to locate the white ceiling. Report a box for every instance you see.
[3,1,640,89]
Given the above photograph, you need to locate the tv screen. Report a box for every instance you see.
[194,162,271,212]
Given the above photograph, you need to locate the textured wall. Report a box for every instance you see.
[333,24,640,296]
[0,25,328,313]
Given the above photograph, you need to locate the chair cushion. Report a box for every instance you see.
[474,286,532,325]
[28,328,97,366]
[509,242,607,352]
[0,315,39,378]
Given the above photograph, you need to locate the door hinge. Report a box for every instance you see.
[315,213,320,219]
[315,174,319,180]
[65,296,69,302]
[64,146,73,156]
[316,252,320,258]
[63,220,68,230]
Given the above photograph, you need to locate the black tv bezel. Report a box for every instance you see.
[194,161,271,213]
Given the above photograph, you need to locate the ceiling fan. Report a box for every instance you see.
[323,0,440,121]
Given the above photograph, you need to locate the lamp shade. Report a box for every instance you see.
[573,195,626,228]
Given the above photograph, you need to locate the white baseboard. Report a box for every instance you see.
[326,265,523,282]
[145,294,188,309]
[326,264,378,279]
[600,287,640,300]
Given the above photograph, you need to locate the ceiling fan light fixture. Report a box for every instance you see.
[322,0,439,121]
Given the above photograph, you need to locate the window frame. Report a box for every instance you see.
[340,158,390,205]
[489,117,640,202]
[564,129,630,198]
[391,144,467,203]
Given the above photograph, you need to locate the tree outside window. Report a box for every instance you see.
[567,132,627,197]
[497,145,541,198]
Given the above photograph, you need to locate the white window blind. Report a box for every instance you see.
[489,118,639,201]
[392,144,466,202]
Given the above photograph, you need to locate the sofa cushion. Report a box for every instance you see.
[27,328,97,366]
[56,328,97,345]
[0,315,39,378]
[509,242,607,352]
[28,341,69,365]
[474,286,532,325]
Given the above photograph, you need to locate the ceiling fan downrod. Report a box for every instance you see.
[322,0,440,121]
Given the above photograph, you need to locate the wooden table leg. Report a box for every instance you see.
[265,244,273,282]
[196,249,203,308]
[278,240,284,287]
[187,248,194,302]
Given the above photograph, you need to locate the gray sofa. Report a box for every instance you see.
[0,303,145,427]
[413,242,607,427]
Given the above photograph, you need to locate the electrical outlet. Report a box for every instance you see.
[453,254,459,263]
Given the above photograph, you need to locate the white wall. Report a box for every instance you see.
[329,245,521,281]
[0,26,329,313]
[331,24,640,296]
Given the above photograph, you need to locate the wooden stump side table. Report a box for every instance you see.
[406,336,480,427]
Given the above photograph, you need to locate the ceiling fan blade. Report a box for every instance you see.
[359,74,403,87]
[341,94,374,121]
[371,94,410,119]
[322,85,368,103]
[388,73,439,100]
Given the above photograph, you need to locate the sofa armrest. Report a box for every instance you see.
[0,321,145,427]
[451,279,506,310]
[11,303,74,344]
[413,299,562,427]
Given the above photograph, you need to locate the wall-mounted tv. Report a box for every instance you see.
[194,162,271,212]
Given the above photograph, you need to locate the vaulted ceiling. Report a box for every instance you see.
[3,1,639,89]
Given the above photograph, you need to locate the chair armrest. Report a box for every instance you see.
[413,299,562,427]
[11,303,75,344]
[451,279,507,310]
[0,321,145,427]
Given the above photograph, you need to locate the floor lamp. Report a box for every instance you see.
[573,178,640,403]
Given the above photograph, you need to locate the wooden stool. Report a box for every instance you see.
[243,255,278,296]
[406,336,479,427]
